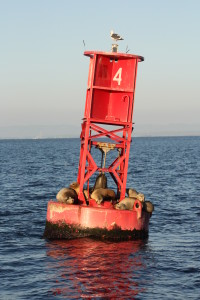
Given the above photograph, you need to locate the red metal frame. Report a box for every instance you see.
[77,51,144,203]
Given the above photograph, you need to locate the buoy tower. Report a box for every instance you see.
[77,50,144,204]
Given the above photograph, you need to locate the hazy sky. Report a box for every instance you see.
[0,0,200,138]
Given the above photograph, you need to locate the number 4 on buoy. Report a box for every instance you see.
[113,68,122,85]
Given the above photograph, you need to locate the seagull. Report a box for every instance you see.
[110,30,124,42]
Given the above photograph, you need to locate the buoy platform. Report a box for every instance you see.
[44,200,151,241]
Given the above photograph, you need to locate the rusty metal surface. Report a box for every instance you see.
[43,220,149,241]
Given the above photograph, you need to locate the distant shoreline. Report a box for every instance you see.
[0,135,200,141]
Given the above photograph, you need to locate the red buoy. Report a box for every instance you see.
[44,50,152,241]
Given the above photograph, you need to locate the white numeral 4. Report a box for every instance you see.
[113,68,122,85]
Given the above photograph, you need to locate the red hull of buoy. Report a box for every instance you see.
[43,201,151,241]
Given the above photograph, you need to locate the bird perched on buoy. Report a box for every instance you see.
[110,30,124,42]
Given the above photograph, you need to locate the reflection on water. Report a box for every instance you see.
[46,238,150,298]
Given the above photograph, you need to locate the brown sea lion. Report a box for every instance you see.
[69,182,80,194]
[91,188,116,205]
[115,197,137,210]
[69,182,89,200]
[93,173,107,190]
[56,187,78,204]
[126,188,145,202]
[143,201,154,213]
[135,193,145,202]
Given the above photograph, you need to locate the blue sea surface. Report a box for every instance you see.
[0,137,199,299]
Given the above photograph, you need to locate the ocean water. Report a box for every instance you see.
[0,136,199,299]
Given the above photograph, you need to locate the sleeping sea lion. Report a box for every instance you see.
[93,173,107,190]
[91,188,116,205]
[56,187,78,204]
[115,197,137,210]
[126,188,145,202]
[143,201,154,213]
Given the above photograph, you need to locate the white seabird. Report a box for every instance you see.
[110,30,124,42]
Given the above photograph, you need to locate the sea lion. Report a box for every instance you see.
[126,188,145,202]
[69,182,89,200]
[91,188,116,205]
[56,187,78,204]
[115,197,137,210]
[143,201,154,213]
[69,182,80,194]
[135,193,145,202]
[93,173,107,190]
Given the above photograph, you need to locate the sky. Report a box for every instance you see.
[0,0,200,138]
